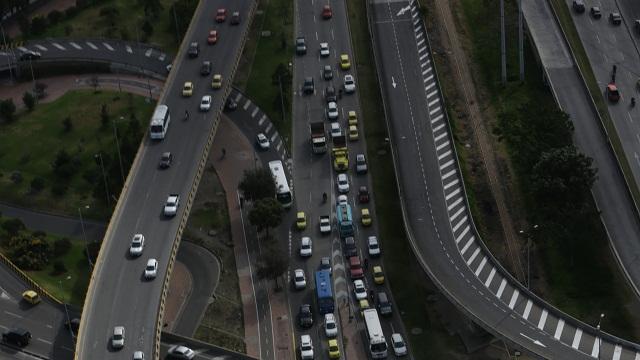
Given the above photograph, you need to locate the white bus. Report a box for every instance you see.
[268,160,293,208]
[150,104,170,140]
[363,309,388,358]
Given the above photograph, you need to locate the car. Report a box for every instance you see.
[348,125,359,141]
[21,290,40,305]
[112,326,125,349]
[256,133,270,149]
[159,152,173,169]
[182,82,193,97]
[368,236,381,257]
[340,54,351,70]
[349,256,364,278]
[326,101,339,120]
[231,11,241,25]
[226,98,238,110]
[200,60,212,75]
[294,268,307,289]
[211,74,223,89]
[607,83,620,102]
[377,291,393,316]
[2,328,31,347]
[300,334,314,359]
[298,304,313,328]
[330,122,342,138]
[215,8,227,22]
[323,65,333,80]
[391,333,408,356]
[129,234,145,257]
[358,185,370,203]
[20,51,41,61]
[373,265,385,284]
[168,345,195,359]
[207,30,218,44]
[144,258,158,279]
[590,6,601,19]
[355,153,368,174]
[320,256,332,273]
[348,110,358,125]
[164,194,180,216]
[320,42,330,57]
[166,64,173,73]
[187,42,199,58]
[200,95,212,111]
[572,0,585,13]
[361,208,372,226]
[322,4,333,19]
[65,318,81,333]
[303,76,315,94]
[325,85,337,103]
[337,173,349,193]
[328,338,340,359]
[610,12,622,25]
[319,215,332,234]
[353,279,367,300]
[358,298,371,312]
[337,194,348,205]
[296,211,307,230]
[344,74,356,93]
[133,351,144,360]
[296,36,307,55]
[300,237,313,257]
[324,313,338,337]
[344,236,357,258]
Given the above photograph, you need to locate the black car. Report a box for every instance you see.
[201,61,212,76]
[610,12,622,25]
[65,318,80,334]
[572,0,585,13]
[590,6,601,19]
[302,77,315,94]
[320,257,331,273]
[343,236,357,258]
[298,304,313,328]
[231,11,241,25]
[20,51,41,61]
[188,42,200,58]
[2,328,31,347]
[296,36,307,55]
[159,152,173,169]
[323,65,333,80]
[325,86,337,103]
[226,98,238,111]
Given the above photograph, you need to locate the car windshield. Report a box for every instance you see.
[302,344,312,351]
[146,264,155,271]
[327,321,335,329]
[395,340,405,347]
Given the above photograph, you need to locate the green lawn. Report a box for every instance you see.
[0,90,153,219]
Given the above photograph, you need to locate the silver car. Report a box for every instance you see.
[129,234,145,257]
[168,345,195,359]
[111,326,125,349]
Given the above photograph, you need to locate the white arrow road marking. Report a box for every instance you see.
[392,76,397,88]
[396,5,411,17]
[520,333,547,348]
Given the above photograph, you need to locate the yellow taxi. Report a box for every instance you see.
[296,211,307,230]
[348,110,358,126]
[328,339,341,359]
[22,290,41,305]
[359,298,370,311]
[211,74,223,89]
[348,125,359,141]
[373,265,385,284]
[340,54,351,70]
[361,208,372,226]
[182,81,193,97]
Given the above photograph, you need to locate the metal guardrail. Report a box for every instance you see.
[0,252,61,304]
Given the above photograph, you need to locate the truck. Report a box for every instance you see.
[310,122,327,154]
[332,134,348,171]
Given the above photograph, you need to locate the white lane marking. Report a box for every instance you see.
[447,197,462,211]
[37,338,52,345]
[276,140,282,151]
[466,247,481,265]
[428,98,439,107]
[265,122,273,134]
[523,300,533,320]
[455,226,470,244]
[443,178,458,190]
[613,345,622,360]
[126,45,133,53]
[450,206,465,222]
[86,42,98,50]
[434,131,447,142]
[538,310,548,330]
[571,328,582,349]
[440,159,454,171]
[461,237,474,255]
[419,53,428,61]
[474,257,487,276]
[4,311,22,318]
[243,99,252,110]
[591,337,600,357]
[635,352,640,360]
[553,319,565,340]
[425,82,436,91]
[69,42,82,50]
[158,53,166,61]
[417,38,425,46]
[484,268,496,287]
[431,113,443,124]
[52,42,65,50]
[145,48,152,57]
[496,279,507,298]
[270,132,277,142]
[234,92,242,102]
[35,44,47,51]
[429,106,441,115]
[251,107,259,118]
[18,46,28,52]
[508,289,519,309]
[445,187,461,201]
[258,114,266,125]
[424,74,434,82]
[438,149,451,160]
[427,89,438,99]
[442,169,456,180]
[451,213,466,231]
[103,42,114,51]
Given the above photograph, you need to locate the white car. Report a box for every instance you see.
[344,74,356,93]
[200,95,212,111]
[368,236,381,257]
[256,133,270,150]
[324,313,338,337]
[330,122,342,138]
[129,234,145,257]
[111,326,125,349]
[326,101,339,120]
[300,237,313,257]
[300,334,314,359]
[294,268,307,289]
[337,173,350,193]
[337,194,348,205]
[144,258,158,279]
[133,351,144,360]
[391,333,408,356]
[319,42,330,57]
[167,345,195,359]
[319,215,331,234]
[353,279,367,300]
[164,194,180,216]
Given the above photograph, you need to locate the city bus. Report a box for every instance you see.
[315,270,334,314]
[149,104,171,140]
[336,203,354,238]
[362,309,388,358]
[268,160,293,208]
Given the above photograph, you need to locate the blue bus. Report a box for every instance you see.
[315,270,334,314]
[336,203,354,238]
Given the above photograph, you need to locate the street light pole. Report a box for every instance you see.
[78,206,93,268]
[519,224,538,289]
[59,279,75,341]
[596,313,605,360]
[95,153,110,205]
[112,117,125,184]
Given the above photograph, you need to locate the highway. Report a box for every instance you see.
[75,0,255,358]
[369,0,640,358]
[290,0,412,358]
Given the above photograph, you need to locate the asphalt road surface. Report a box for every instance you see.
[75,0,255,358]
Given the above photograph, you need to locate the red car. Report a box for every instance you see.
[215,8,227,22]
[606,83,620,102]
[322,5,332,19]
[207,30,218,44]
[349,256,364,279]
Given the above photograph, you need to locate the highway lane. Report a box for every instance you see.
[75,0,255,358]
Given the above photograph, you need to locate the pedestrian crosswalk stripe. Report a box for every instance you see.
[103,42,114,51]
[126,45,133,53]
[52,42,65,50]
[145,48,152,57]
[35,45,47,51]
[86,42,98,50]
[69,42,82,50]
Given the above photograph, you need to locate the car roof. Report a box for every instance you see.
[391,333,403,341]
[301,334,312,341]
[325,313,335,320]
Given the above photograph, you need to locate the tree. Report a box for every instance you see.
[53,238,72,257]
[248,198,283,238]
[142,18,154,39]
[22,91,35,111]
[30,176,45,193]
[52,260,67,275]
[99,6,119,27]
[63,116,73,132]
[0,99,17,122]
[272,63,292,91]
[256,242,289,289]
[2,218,26,237]
[52,149,73,178]
[7,234,51,271]
[29,16,48,35]
[238,168,276,202]
[100,104,109,128]
[47,10,63,25]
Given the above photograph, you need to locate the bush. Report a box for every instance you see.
[51,182,68,196]
[0,99,16,122]
[8,235,51,271]
[63,116,73,132]
[30,176,45,193]
[23,91,35,111]
[53,238,72,257]
[52,260,67,275]
[65,6,79,18]
[2,218,26,237]
[47,10,63,25]
[32,230,47,238]
[30,16,48,35]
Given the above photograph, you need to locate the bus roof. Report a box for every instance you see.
[268,160,291,194]
[315,270,332,298]
[363,309,385,342]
